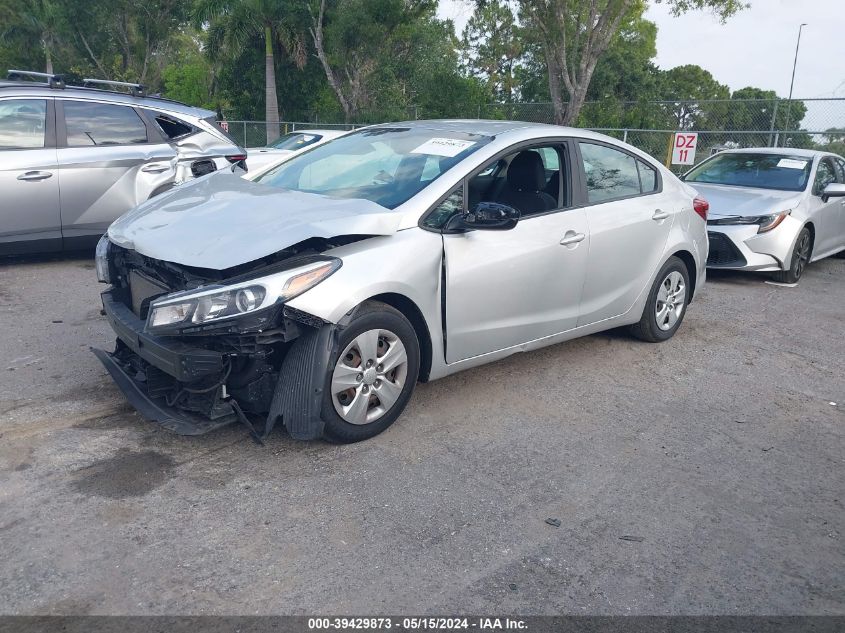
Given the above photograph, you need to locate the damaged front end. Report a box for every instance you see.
[93,237,353,440]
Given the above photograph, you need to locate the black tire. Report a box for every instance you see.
[630,256,691,343]
[320,301,420,443]
[772,227,812,283]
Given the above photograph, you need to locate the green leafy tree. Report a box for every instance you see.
[817,128,845,157]
[308,0,438,122]
[58,0,190,90]
[658,63,730,129]
[461,0,522,103]
[0,0,65,73]
[161,32,216,109]
[724,87,807,147]
[515,0,746,125]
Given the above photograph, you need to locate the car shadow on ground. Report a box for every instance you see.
[0,249,95,269]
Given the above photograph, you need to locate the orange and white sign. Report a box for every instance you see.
[672,132,698,165]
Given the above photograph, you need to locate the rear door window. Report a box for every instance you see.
[63,101,148,146]
[579,142,641,203]
[0,99,47,148]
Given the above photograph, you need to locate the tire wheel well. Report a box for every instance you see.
[804,222,816,256]
[369,293,433,382]
[671,250,697,301]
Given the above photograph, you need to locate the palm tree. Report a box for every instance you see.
[195,0,306,144]
[1,0,63,74]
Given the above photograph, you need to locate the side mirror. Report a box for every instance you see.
[444,202,520,233]
[822,182,845,202]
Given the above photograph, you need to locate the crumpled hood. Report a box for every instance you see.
[108,172,400,270]
[690,183,803,219]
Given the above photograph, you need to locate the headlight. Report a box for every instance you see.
[708,210,790,234]
[147,259,340,331]
[95,234,111,284]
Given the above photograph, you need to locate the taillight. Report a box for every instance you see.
[225,154,248,172]
[693,196,709,221]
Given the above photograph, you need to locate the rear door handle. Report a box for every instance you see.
[141,163,170,174]
[652,209,669,221]
[17,171,53,181]
[560,232,586,246]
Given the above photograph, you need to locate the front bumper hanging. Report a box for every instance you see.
[92,348,237,435]
[94,288,339,440]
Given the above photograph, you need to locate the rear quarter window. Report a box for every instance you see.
[152,113,193,139]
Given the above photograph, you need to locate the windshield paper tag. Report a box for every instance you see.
[411,138,476,157]
[777,158,808,169]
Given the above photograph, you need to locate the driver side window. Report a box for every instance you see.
[468,145,565,217]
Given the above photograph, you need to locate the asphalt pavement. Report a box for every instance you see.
[0,253,842,615]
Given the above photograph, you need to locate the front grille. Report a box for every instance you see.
[128,270,169,318]
[707,232,747,267]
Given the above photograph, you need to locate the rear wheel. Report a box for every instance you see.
[630,256,690,343]
[321,301,419,443]
[773,227,811,283]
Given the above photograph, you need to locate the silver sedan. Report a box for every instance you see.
[686,148,845,283]
[94,120,708,442]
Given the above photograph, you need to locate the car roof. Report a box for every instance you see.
[365,119,581,137]
[0,81,215,119]
[718,147,827,159]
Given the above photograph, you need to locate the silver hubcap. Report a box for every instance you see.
[331,328,408,425]
[655,271,686,331]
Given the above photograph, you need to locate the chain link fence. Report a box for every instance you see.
[224,98,845,169]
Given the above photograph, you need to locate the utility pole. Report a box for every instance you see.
[782,23,807,147]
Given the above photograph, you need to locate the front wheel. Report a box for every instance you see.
[320,301,420,443]
[773,227,812,283]
[630,256,690,343]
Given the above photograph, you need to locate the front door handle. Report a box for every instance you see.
[141,163,170,174]
[652,209,670,221]
[17,171,53,181]
[560,231,586,246]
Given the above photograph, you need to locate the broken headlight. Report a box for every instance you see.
[95,234,112,284]
[146,259,341,331]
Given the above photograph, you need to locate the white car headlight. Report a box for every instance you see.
[708,210,791,234]
[95,234,112,284]
[147,259,340,331]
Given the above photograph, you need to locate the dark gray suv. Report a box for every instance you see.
[0,71,246,255]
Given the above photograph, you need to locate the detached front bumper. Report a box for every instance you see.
[92,348,236,435]
[93,289,237,434]
[99,291,225,382]
[94,287,336,440]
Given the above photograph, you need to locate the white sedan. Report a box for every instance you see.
[96,120,708,442]
[686,148,845,283]
[246,129,350,172]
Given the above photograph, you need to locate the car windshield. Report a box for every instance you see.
[685,153,812,192]
[269,132,324,150]
[253,127,491,209]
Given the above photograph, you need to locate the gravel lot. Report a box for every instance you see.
[0,253,843,615]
